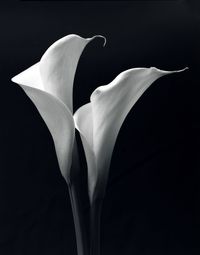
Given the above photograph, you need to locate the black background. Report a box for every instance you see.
[0,0,200,254]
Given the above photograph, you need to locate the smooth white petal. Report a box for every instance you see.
[74,103,97,198]
[19,85,75,183]
[40,34,106,111]
[11,63,43,90]
[12,34,106,112]
[74,67,188,202]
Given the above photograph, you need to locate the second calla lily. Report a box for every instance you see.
[74,66,188,255]
[74,67,188,204]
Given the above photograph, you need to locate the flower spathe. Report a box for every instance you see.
[74,67,188,203]
[19,85,75,181]
[11,34,105,183]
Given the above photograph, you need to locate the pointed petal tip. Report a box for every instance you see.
[177,66,189,72]
[11,76,16,84]
[11,74,22,85]
[150,66,189,74]
[11,72,24,85]
[10,62,44,91]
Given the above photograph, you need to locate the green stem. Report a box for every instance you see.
[90,199,103,255]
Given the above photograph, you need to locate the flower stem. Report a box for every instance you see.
[68,138,88,255]
[68,183,88,255]
[90,199,103,255]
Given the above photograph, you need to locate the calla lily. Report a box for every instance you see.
[74,66,188,255]
[11,34,106,182]
[74,67,188,203]
[11,34,106,255]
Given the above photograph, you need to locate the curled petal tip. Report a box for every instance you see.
[89,35,107,47]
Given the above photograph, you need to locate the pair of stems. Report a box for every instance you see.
[68,184,103,255]
[68,139,103,255]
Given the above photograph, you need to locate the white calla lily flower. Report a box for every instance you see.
[11,34,106,255]
[11,34,105,182]
[74,67,188,203]
[74,66,188,255]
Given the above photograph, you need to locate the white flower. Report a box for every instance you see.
[74,67,188,203]
[11,34,105,184]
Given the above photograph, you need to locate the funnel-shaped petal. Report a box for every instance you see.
[74,67,188,203]
[12,34,106,112]
[20,85,75,183]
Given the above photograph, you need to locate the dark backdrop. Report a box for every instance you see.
[0,1,199,254]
